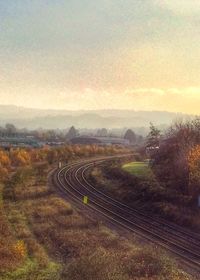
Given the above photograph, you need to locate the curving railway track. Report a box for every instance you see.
[51,155,200,275]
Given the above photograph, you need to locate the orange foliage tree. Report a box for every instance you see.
[188,145,200,197]
[0,150,10,182]
[0,150,10,167]
[0,144,128,182]
[10,149,31,167]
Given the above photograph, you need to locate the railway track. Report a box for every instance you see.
[52,156,200,274]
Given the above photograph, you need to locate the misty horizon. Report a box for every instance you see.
[0,103,197,115]
[0,104,195,131]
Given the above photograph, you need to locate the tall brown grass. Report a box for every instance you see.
[0,163,193,280]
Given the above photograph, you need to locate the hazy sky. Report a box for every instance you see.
[0,0,200,113]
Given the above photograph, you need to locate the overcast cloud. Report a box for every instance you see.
[0,0,199,113]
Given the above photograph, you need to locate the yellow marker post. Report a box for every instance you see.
[83,196,88,204]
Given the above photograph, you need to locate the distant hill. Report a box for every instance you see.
[0,105,194,130]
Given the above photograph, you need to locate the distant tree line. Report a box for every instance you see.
[124,129,144,145]
[0,123,145,147]
[0,144,130,183]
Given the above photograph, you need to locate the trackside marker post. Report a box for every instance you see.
[83,196,88,204]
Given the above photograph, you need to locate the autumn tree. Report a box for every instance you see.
[188,145,200,197]
[10,149,31,166]
[152,119,200,194]
[0,150,11,167]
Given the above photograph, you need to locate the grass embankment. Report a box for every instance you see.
[122,161,152,178]
[0,165,193,279]
[90,161,200,230]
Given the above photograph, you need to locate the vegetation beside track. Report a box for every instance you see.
[90,160,200,231]
[0,155,193,279]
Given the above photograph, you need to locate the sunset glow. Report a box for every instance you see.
[0,1,199,113]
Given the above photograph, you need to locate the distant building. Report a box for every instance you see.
[0,137,44,149]
[145,145,159,157]
[46,141,65,146]
[70,136,130,146]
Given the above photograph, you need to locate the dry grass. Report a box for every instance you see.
[0,199,23,272]
[0,171,62,279]
[14,185,53,200]
[62,245,191,280]
[0,227,22,272]
[0,167,195,280]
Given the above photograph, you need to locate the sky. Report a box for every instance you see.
[0,0,200,114]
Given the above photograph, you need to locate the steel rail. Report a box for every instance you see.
[52,157,200,273]
[79,162,200,242]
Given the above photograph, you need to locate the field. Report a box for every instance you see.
[122,161,152,178]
